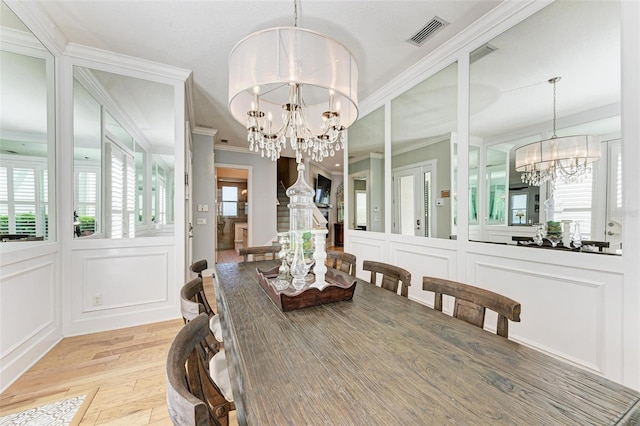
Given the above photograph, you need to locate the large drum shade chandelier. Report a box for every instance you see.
[515,77,600,186]
[228,2,358,163]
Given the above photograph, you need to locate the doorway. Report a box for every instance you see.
[215,167,249,263]
[392,161,435,237]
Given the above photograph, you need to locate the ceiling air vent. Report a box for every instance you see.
[407,17,449,46]
[470,43,498,64]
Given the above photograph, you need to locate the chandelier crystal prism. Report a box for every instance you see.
[228,5,358,164]
[514,77,600,186]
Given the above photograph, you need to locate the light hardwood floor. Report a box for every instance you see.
[0,275,238,425]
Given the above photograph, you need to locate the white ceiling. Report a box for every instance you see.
[31,0,501,172]
[1,1,622,173]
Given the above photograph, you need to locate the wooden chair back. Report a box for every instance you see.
[190,259,208,278]
[422,276,521,338]
[180,278,219,354]
[362,260,411,298]
[181,277,214,320]
[326,251,356,276]
[166,313,230,426]
[239,245,280,262]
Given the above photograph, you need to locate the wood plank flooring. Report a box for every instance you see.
[0,274,238,425]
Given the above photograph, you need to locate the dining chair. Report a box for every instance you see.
[326,250,356,276]
[362,260,411,298]
[166,313,234,426]
[181,278,222,349]
[190,259,210,279]
[422,276,521,338]
[239,245,281,262]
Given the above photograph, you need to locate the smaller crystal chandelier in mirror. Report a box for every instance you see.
[514,77,600,186]
[228,0,358,163]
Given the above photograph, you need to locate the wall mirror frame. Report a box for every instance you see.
[72,64,176,239]
[0,1,56,243]
[468,0,622,255]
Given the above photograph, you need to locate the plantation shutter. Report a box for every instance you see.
[552,173,594,239]
[0,167,8,234]
[111,148,124,238]
[13,167,36,235]
[126,154,135,238]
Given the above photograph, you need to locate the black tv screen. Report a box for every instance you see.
[314,174,331,204]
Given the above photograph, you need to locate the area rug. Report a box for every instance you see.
[0,388,98,426]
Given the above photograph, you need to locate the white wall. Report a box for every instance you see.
[346,0,640,390]
[192,130,216,267]
[0,2,190,392]
[214,148,277,247]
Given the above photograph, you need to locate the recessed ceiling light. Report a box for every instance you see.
[335,163,340,167]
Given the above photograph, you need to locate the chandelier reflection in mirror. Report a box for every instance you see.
[228,1,358,163]
[515,77,600,186]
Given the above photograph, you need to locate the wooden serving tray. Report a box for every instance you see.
[256,266,357,312]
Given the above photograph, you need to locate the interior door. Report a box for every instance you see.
[605,139,622,252]
[393,163,433,237]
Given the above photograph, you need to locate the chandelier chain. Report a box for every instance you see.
[294,0,298,27]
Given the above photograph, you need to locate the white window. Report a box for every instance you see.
[107,141,135,238]
[221,186,238,217]
[551,173,594,239]
[0,162,48,237]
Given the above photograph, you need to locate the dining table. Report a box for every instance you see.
[213,260,640,425]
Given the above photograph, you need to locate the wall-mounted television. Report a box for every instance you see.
[314,174,331,205]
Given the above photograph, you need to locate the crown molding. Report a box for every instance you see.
[64,43,191,84]
[4,0,67,56]
[193,127,218,138]
[214,144,251,154]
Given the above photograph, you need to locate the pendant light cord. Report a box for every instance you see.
[549,76,560,138]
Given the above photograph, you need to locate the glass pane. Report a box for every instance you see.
[222,186,238,202]
[398,175,415,236]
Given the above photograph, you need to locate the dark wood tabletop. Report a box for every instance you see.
[214,260,640,425]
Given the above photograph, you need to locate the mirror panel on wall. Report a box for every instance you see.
[73,66,175,238]
[347,106,385,232]
[390,61,457,239]
[0,1,55,242]
[468,0,621,254]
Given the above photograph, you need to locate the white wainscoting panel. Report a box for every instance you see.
[0,249,61,393]
[388,241,457,305]
[348,233,385,280]
[467,253,623,381]
[82,252,168,311]
[68,243,179,335]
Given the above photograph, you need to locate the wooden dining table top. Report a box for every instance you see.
[213,260,640,425]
